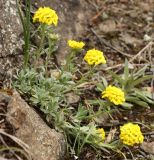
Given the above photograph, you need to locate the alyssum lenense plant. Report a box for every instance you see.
[15,4,150,159]
[32,7,59,70]
[15,6,116,157]
[16,3,59,68]
[96,60,154,109]
[64,40,85,72]
[14,66,117,157]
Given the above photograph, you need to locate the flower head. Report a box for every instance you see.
[84,49,106,65]
[120,123,144,146]
[96,128,105,141]
[68,40,85,49]
[33,7,58,26]
[102,85,125,105]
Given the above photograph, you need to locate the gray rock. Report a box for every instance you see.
[0,0,23,57]
[6,91,66,160]
[0,0,23,87]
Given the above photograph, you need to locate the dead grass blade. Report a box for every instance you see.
[0,129,33,160]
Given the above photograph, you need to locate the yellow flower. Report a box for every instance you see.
[33,7,58,26]
[102,85,125,105]
[84,49,106,65]
[97,128,105,141]
[68,40,85,49]
[120,123,144,146]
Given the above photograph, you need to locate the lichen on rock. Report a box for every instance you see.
[0,0,23,88]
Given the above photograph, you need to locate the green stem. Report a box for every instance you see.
[65,50,75,71]
[36,24,46,63]
[78,65,95,83]
[77,129,91,156]
[63,65,95,94]
[16,0,31,68]
[45,36,53,73]
[73,130,80,154]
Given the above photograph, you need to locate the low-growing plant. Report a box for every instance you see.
[96,60,154,109]
[14,3,154,159]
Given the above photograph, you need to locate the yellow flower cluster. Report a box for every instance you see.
[97,128,105,141]
[120,123,144,146]
[33,7,58,26]
[102,85,125,105]
[84,49,106,65]
[68,40,85,49]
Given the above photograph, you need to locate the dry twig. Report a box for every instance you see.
[0,129,32,160]
[91,28,132,58]
[129,41,154,63]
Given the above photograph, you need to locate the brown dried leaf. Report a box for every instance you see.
[99,20,117,33]
[65,92,80,104]
[139,2,151,12]
[141,142,154,154]
[0,89,13,96]
[105,128,117,143]
[95,112,109,125]
[121,33,142,46]
[146,87,154,93]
